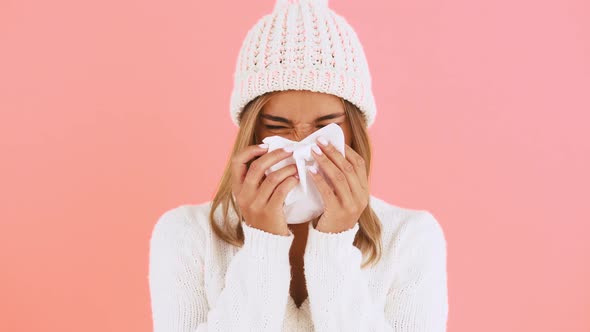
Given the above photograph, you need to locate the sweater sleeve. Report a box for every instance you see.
[148,206,295,332]
[303,211,448,332]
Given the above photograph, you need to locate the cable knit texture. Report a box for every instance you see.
[229,0,377,128]
[148,195,448,331]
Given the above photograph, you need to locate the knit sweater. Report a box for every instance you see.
[148,195,448,331]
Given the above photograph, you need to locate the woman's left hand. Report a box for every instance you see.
[307,138,370,233]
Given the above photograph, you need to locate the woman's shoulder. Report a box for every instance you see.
[369,194,446,247]
[152,201,213,231]
[149,201,216,253]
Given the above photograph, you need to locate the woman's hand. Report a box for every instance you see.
[231,144,299,236]
[307,139,369,233]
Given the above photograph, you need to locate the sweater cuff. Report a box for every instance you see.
[241,221,294,260]
[305,221,360,258]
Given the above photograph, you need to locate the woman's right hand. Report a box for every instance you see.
[231,144,299,236]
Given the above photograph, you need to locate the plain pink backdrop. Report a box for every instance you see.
[1,0,589,331]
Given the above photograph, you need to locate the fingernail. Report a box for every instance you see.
[311,145,323,155]
[283,145,295,153]
[317,136,329,146]
[258,143,269,149]
[307,165,318,174]
[294,174,299,179]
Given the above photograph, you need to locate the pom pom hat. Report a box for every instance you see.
[229,0,377,128]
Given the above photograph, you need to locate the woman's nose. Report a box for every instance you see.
[291,126,315,141]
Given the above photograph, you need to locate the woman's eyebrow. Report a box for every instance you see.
[260,112,345,124]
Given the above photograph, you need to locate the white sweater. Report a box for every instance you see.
[148,195,448,332]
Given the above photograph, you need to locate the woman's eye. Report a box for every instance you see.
[264,125,288,130]
[264,123,337,130]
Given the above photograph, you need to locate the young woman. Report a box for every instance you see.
[149,0,448,331]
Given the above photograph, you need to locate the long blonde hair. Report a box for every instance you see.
[208,91,382,268]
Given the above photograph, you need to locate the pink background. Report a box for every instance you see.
[1,0,589,330]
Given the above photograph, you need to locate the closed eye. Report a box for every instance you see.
[264,125,289,130]
[264,123,339,130]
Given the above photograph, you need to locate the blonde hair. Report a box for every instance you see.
[208,91,383,268]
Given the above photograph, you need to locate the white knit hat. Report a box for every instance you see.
[229,0,377,128]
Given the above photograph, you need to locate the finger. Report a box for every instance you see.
[311,139,354,207]
[231,144,270,196]
[316,140,364,200]
[254,164,298,208]
[306,165,339,208]
[267,175,300,209]
[241,147,294,200]
[344,144,369,191]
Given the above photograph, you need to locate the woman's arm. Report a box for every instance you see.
[303,211,448,332]
[149,206,295,332]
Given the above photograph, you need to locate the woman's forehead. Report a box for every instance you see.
[263,91,344,116]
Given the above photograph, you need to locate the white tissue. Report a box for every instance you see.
[261,123,346,224]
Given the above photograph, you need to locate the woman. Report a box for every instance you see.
[149,0,448,331]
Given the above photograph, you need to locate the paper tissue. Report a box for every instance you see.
[261,123,346,224]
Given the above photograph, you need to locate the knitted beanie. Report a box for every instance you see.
[229,0,377,128]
